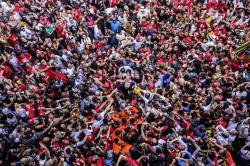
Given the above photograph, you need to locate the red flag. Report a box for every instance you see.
[186,0,193,17]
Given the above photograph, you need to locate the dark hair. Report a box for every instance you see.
[149,154,158,163]
[115,130,121,136]
[114,138,119,144]
[65,148,71,154]
[7,113,13,119]
[129,118,136,125]
[122,118,127,124]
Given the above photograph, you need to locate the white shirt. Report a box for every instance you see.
[203,104,211,112]
[2,107,11,115]
[238,121,249,138]
[240,149,250,160]
[105,8,114,15]
[17,107,27,118]
[9,56,19,67]
[0,2,14,12]
[137,8,150,19]
[116,31,126,41]
[227,121,238,131]
[92,120,103,128]
[65,67,75,76]
[94,24,102,39]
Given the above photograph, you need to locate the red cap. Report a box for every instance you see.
[131,99,137,106]
[148,82,154,89]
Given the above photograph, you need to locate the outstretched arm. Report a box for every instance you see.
[116,155,127,166]
[141,124,148,142]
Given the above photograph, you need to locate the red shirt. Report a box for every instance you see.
[18,53,31,65]
[72,8,81,21]
[26,66,34,75]
[103,138,111,152]
[26,104,35,119]
[111,0,119,7]
[227,61,240,71]
[199,22,207,31]
[1,65,12,78]
[95,42,103,50]
[140,20,150,28]
[96,157,104,166]
[7,34,19,47]
[187,130,195,137]
[126,157,140,166]
[18,84,26,91]
[207,0,218,9]
[14,5,21,12]
[217,120,228,128]
[56,24,66,38]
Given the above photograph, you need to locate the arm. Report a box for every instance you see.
[241,142,250,150]
[44,104,70,116]
[168,137,180,144]
[208,138,225,150]
[56,98,70,102]
[41,125,52,135]
[107,88,118,98]
[39,142,51,157]
[151,125,161,133]
[187,136,201,150]
[175,157,189,164]
[153,92,167,101]
[98,99,109,111]
[230,5,238,16]
[141,124,148,141]
[35,121,46,130]
[104,99,114,112]
[106,126,111,139]
[39,65,52,72]
[75,135,88,147]
[116,155,127,166]
[173,112,186,121]
[170,159,176,166]
[95,127,104,140]
[136,155,148,164]
[187,136,201,158]
[215,125,229,135]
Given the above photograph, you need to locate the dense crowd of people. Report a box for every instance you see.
[0,0,250,165]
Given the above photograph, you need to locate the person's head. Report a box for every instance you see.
[121,118,127,125]
[152,138,157,145]
[7,113,13,119]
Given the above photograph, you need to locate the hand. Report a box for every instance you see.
[209,138,216,143]
[172,111,177,114]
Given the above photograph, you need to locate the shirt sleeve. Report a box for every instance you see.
[75,140,85,147]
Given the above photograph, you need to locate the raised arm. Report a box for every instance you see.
[141,124,148,141]
[116,155,127,166]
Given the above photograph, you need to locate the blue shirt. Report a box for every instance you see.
[109,21,121,32]
[195,124,206,137]
[160,74,172,86]
[184,106,190,113]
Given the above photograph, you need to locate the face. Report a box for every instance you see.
[152,138,157,144]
